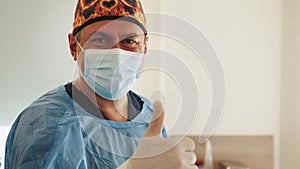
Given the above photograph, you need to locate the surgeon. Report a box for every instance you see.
[5,0,197,168]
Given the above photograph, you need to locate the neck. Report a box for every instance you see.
[73,77,129,122]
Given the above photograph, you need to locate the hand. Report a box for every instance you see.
[118,101,197,169]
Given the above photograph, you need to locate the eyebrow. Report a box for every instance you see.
[88,31,110,38]
[123,32,144,37]
[86,31,144,41]
[121,33,144,40]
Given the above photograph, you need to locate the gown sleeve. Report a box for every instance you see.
[4,104,83,169]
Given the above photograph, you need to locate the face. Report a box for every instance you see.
[68,19,148,63]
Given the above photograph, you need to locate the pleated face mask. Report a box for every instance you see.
[78,46,144,100]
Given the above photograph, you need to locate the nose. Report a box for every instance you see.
[110,37,123,49]
[111,41,121,49]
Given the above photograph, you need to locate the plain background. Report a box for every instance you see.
[0,0,299,169]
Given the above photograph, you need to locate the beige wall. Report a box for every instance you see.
[281,0,300,168]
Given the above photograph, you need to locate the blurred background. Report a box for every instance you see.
[0,0,299,168]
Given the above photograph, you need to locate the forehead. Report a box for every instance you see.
[79,19,144,39]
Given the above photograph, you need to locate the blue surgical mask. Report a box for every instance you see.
[78,47,144,100]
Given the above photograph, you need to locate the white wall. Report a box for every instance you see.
[0,1,76,125]
[280,0,300,168]
[0,126,10,169]
[160,0,281,136]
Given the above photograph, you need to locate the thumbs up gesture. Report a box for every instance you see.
[118,101,197,169]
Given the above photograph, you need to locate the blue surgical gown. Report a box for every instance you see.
[5,84,167,169]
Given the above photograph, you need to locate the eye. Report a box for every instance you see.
[93,38,106,43]
[85,35,112,49]
[120,38,139,48]
[91,37,109,46]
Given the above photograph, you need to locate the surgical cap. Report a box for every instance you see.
[72,0,148,35]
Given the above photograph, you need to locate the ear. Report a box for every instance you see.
[68,33,77,61]
[143,35,149,55]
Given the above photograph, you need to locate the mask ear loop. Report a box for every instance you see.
[73,38,100,105]
[74,38,87,79]
[75,38,86,55]
[72,40,101,118]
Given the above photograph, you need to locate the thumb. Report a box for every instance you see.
[144,101,165,138]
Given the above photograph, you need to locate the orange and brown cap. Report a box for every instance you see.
[72,0,147,35]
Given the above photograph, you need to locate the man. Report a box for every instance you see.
[5,0,197,168]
